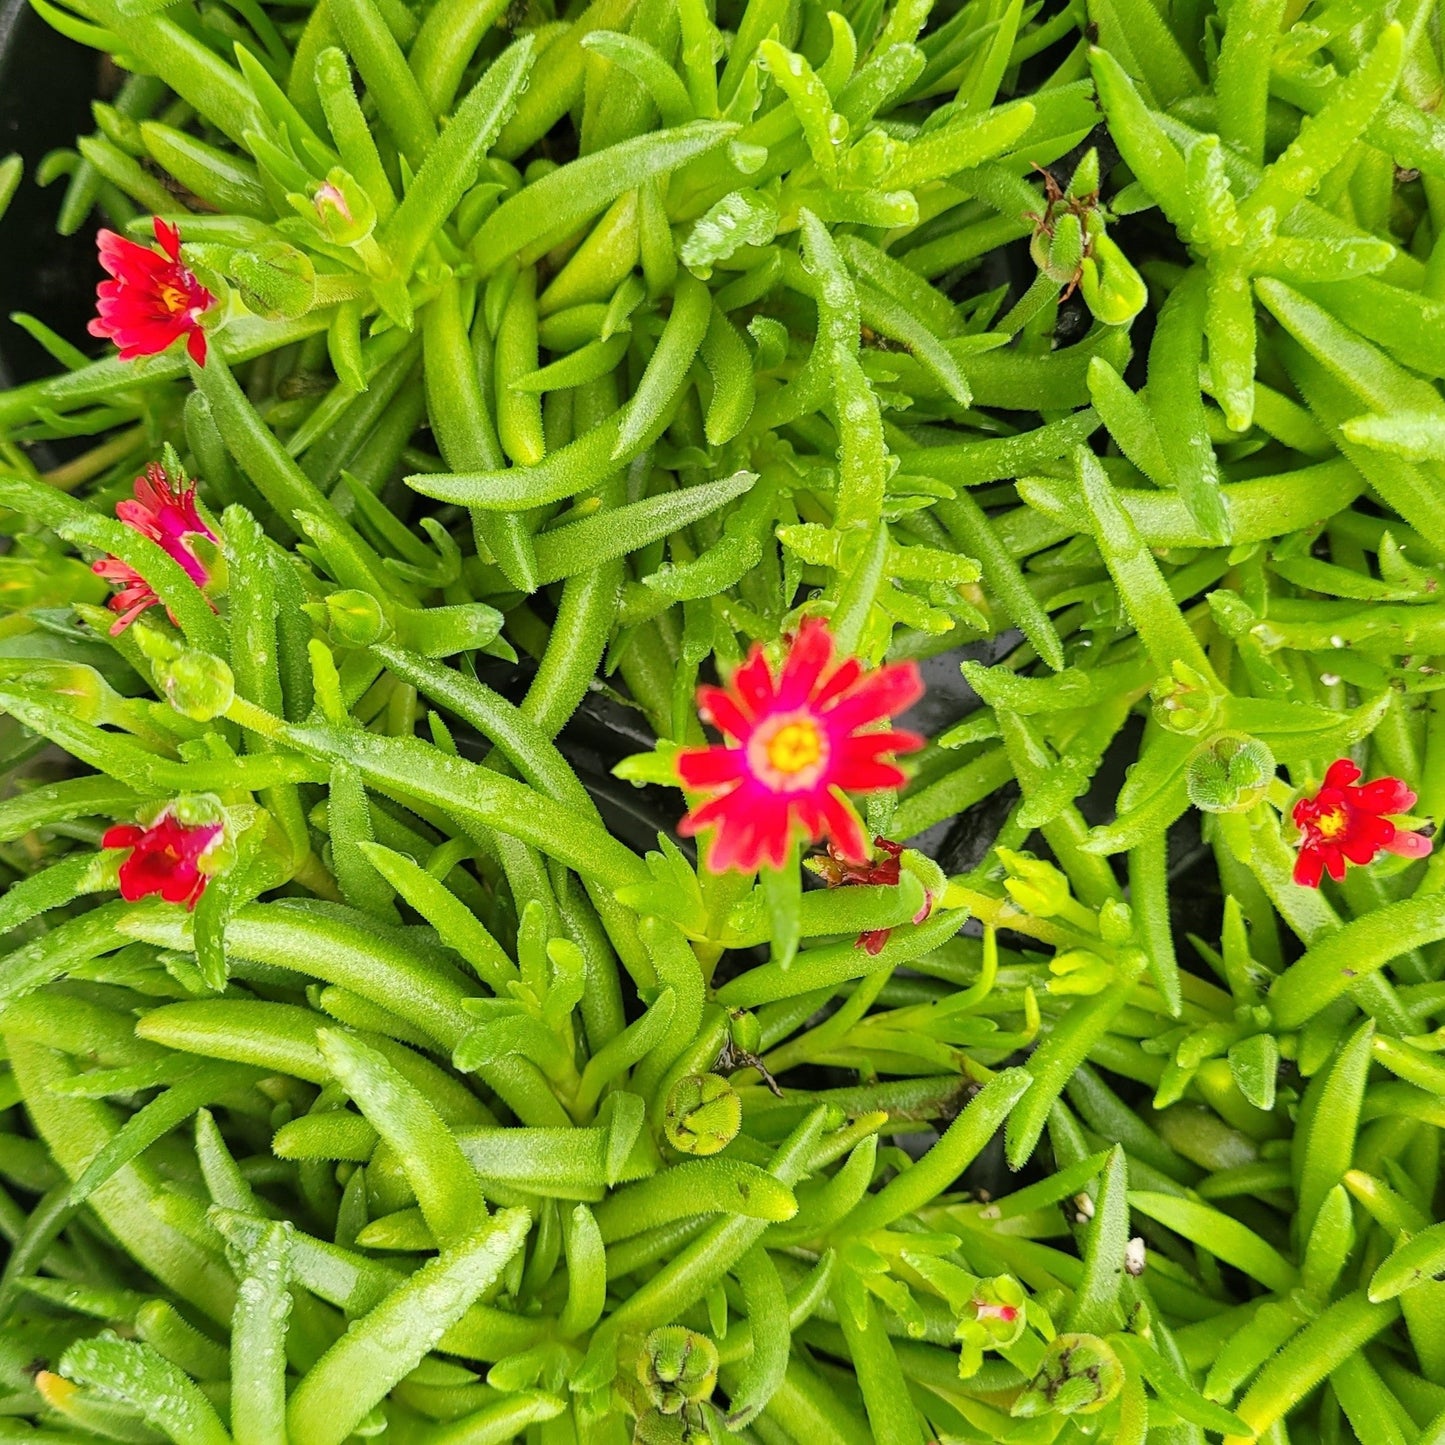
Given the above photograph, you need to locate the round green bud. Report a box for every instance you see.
[1186,733,1276,814]
[1150,661,1219,735]
[663,1073,741,1156]
[325,590,392,647]
[639,1326,719,1414]
[155,648,235,722]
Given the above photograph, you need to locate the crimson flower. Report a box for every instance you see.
[812,837,932,954]
[93,463,217,633]
[89,217,214,366]
[1292,758,1432,888]
[103,808,224,909]
[677,619,924,873]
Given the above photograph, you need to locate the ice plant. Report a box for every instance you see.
[102,804,224,909]
[1291,758,1433,888]
[676,619,923,872]
[92,462,217,632]
[88,217,214,365]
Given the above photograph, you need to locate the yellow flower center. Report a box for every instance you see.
[1315,807,1347,839]
[749,712,830,792]
[766,719,823,775]
[158,282,188,315]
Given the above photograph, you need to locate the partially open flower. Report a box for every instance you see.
[103,798,227,909]
[1291,757,1432,888]
[92,462,217,634]
[88,217,214,365]
[677,619,923,873]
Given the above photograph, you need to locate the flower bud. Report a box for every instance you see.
[1098,899,1133,945]
[956,1274,1028,1376]
[638,1327,719,1414]
[1068,148,1100,201]
[664,1073,741,1156]
[1079,233,1148,326]
[728,1008,761,1057]
[1048,948,1112,997]
[998,848,1071,917]
[1012,1333,1124,1419]
[230,241,317,320]
[1035,209,1085,286]
[305,168,377,246]
[1186,733,1276,814]
[153,647,235,722]
[325,590,393,647]
[1150,660,1219,735]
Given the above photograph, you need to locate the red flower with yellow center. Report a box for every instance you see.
[88,217,214,366]
[1291,757,1432,888]
[677,619,924,873]
[92,463,217,633]
[103,808,224,909]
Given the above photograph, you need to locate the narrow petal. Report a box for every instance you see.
[677,747,745,789]
[820,788,869,863]
[696,685,753,742]
[824,662,925,732]
[774,618,834,709]
[1293,846,1324,888]
[730,647,777,715]
[187,326,208,367]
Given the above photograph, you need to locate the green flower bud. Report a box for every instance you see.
[1186,733,1276,814]
[1079,233,1148,326]
[1048,949,1112,997]
[998,849,1071,918]
[1067,148,1100,201]
[154,648,235,722]
[728,1008,761,1057]
[1098,899,1133,946]
[957,1274,1028,1375]
[306,168,377,246]
[230,241,317,320]
[1036,209,1085,286]
[1012,1333,1124,1419]
[324,590,393,647]
[638,1327,719,1414]
[1150,660,1219,735]
[664,1073,741,1156]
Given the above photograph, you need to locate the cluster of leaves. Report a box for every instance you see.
[0,0,1443,1443]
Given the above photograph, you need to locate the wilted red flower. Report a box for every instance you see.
[89,217,214,366]
[93,463,216,633]
[677,619,924,873]
[1292,757,1432,888]
[811,837,933,953]
[103,808,224,909]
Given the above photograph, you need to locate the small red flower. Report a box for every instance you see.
[103,808,224,909]
[677,619,924,873]
[1292,758,1433,888]
[89,217,214,366]
[812,837,933,954]
[93,463,216,633]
